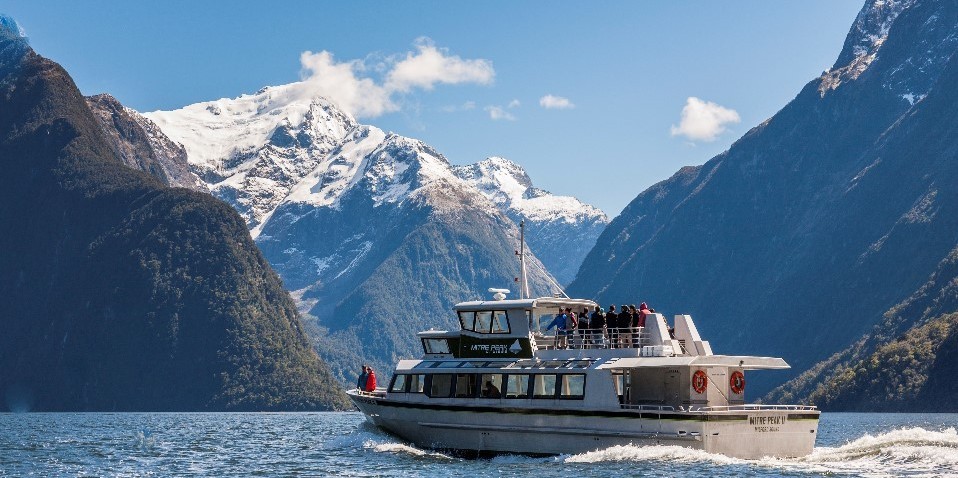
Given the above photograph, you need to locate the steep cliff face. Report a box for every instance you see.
[766,47,958,409]
[86,93,206,191]
[0,17,349,412]
[570,0,958,396]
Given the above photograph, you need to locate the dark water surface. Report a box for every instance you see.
[1,412,957,477]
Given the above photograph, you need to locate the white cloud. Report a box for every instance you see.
[485,105,516,121]
[508,99,521,108]
[669,97,740,142]
[295,39,494,119]
[539,94,575,110]
[299,51,396,118]
[385,39,495,93]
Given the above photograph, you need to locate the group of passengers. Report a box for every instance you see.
[356,364,377,392]
[546,302,654,349]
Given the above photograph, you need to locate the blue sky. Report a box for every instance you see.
[4,1,864,216]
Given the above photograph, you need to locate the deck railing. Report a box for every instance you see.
[534,327,651,350]
[352,388,386,398]
[619,404,677,411]
[618,403,818,412]
[693,404,819,412]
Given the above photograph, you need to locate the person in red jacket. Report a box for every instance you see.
[365,368,377,392]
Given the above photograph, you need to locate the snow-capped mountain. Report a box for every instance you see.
[454,157,608,285]
[146,85,357,232]
[142,87,565,381]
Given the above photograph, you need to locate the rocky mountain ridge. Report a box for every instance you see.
[569,0,958,403]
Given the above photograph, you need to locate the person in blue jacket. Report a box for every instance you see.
[546,309,569,349]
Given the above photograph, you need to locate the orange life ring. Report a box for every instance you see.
[692,370,708,394]
[730,371,745,394]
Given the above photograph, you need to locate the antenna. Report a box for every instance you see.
[518,220,530,299]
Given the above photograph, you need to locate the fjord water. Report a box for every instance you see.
[1,413,956,477]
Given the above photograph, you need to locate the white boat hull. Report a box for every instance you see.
[350,392,819,459]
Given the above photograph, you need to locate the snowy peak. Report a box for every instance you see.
[145,85,360,229]
[453,156,608,286]
[454,156,607,225]
[819,0,958,101]
[146,84,356,174]
[453,157,533,207]
[284,128,463,212]
[836,0,913,68]
[820,0,914,95]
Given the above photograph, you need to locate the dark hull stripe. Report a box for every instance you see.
[353,396,820,422]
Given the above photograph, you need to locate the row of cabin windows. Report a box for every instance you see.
[389,373,586,400]
[457,310,516,334]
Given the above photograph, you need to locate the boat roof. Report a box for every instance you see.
[597,355,789,370]
[454,297,598,311]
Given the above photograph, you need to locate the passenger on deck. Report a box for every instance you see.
[607,305,618,348]
[565,308,578,349]
[590,306,607,348]
[365,367,377,392]
[578,308,591,347]
[638,302,651,328]
[483,380,501,398]
[357,365,368,391]
[617,306,630,348]
[630,304,641,347]
[546,309,569,349]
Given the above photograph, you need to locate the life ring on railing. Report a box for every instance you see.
[692,370,708,394]
[729,371,746,394]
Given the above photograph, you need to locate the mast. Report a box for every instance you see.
[519,220,530,299]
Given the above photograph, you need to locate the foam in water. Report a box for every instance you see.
[565,444,744,465]
[327,424,454,460]
[560,427,958,476]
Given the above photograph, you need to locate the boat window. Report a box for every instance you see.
[491,311,510,334]
[479,374,503,398]
[389,374,408,393]
[504,374,530,399]
[426,374,453,398]
[458,311,475,331]
[566,360,592,369]
[532,374,557,399]
[458,361,489,368]
[454,373,478,398]
[429,361,457,368]
[423,338,451,355]
[559,374,586,399]
[475,311,493,333]
[537,311,561,331]
[507,360,539,369]
[408,374,425,393]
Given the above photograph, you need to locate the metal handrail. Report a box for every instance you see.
[534,327,651,350]
[694,404,819,412]
[619,404,676,411]
[352,388,386,397]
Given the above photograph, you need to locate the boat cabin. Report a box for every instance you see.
[409,295,788,411]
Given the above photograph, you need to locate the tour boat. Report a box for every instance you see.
[348,224,819,459]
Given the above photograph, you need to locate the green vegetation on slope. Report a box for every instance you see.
[0,19,349,411]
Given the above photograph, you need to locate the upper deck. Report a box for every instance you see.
[415,295,789,371]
